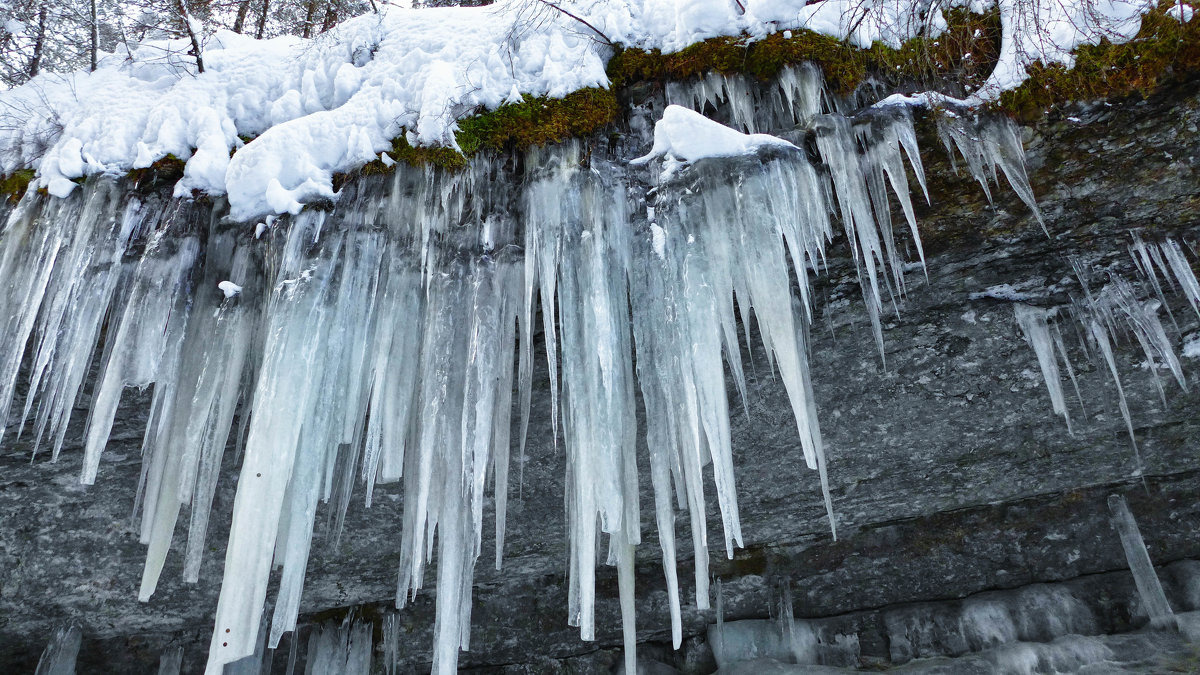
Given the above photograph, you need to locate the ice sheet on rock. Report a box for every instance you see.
[35,624,82,675]
[157,646,183,675]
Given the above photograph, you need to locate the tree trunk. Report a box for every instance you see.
[89,0,98,71]
[301,0,318,38]
[320,1,337,34]
[233,0,252,34]
[28,3,46,78]
[255,0,270,40]
[177,0,205,73]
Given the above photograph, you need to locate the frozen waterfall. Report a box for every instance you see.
[0,66,1057,674]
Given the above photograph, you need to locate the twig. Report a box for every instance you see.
[529,0,614,47]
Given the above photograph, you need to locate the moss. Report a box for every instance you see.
[998,0,1200,121]
[333,87,618,185]
[456,87,618,155]
[0,169,35,204]
[608,32,868,95]
[607,9,1001,96]
[126,154,187,193]
[867,8,1002,90]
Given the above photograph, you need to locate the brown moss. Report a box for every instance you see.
[607,8,1001,96]
[998,0,1200,121]
[126,154,187,193]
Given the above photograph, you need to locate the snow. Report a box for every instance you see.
[1185,335,1200,358]
[0,0,1164,220]
[631,105,798,168]
[1167,3,1195,22]
[217,280,242,298]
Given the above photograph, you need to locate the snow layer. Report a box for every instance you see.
[632,105,798,167]
[0,0,1162,220]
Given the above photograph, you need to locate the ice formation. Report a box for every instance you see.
[1013,233,1198,455]
[0,44,1075,669]
[3,9,1174,673]
[1107,495,1175,626]
[33,624,81,675]
[1014,304,1077,433]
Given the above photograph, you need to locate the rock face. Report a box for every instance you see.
[1,76,1200,673]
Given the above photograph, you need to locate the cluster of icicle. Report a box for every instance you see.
[1,64,1042,674]
[1014,232,1199,465]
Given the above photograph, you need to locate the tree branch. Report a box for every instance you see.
[530,0,614,47]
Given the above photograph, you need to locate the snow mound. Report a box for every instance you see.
[632,105,797,167]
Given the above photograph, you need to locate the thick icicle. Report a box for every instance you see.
[304,615,373,675]
[1014,304,1074,433]
[1107,495,1174,627]
[35,624,81,675]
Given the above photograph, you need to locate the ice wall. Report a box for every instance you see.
[0,66,1061,674]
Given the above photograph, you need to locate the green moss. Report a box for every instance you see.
[456,87,618,155]
[999,0,1200,121]
[608,32,868,95]
[0,169,35,204]
[333,87,618,185]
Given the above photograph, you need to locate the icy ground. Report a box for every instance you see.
[0,0,1162,220]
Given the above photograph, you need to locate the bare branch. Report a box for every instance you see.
[528,0,613,47]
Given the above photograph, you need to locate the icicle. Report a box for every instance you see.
[208,212,339,671]
[937,114,1044,233]
[1129,231,1177,333]
[1107,495,1175,627]
[617,536,638,675]
[715,577,726,659]
[0,71,1069,675]
[157,646,183,675]
[80,230,199,484]
[304,614,372,675]
[381,614,401,675]
[35,624,81,675]
[10,183,141,462]
[223,615,269,675]
[1161,238,1200,321]
[1014,304,1074,433]
[1087,318,1140,463]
